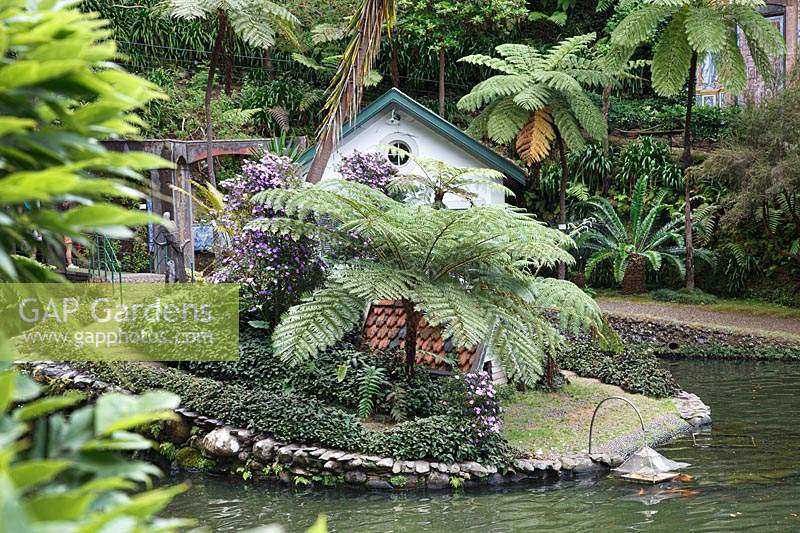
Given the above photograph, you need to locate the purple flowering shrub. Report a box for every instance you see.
[209,152,322,326]
[460,371,502,438]
[337,150,397,192]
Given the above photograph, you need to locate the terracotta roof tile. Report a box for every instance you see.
[362,300,480,374]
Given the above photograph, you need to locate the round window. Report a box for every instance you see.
[387,140,411,166]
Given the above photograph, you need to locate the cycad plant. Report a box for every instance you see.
[248,180,615,386]
[609,0,785,289]
[156,0,299,184]
[579,177,710,294]
[456,34,609,278]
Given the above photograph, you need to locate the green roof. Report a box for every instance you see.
[298,88,526,185]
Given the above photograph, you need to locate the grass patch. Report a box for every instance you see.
[502,375,679,455]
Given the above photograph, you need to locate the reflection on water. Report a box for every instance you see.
[164,360,800,532]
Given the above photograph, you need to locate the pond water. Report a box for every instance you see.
[164,360,800,531]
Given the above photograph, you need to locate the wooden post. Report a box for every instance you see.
[171,154,194,281]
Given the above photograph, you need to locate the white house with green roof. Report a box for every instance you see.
[298,88,526,209]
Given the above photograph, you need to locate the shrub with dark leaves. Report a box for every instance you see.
[558,341,680,398]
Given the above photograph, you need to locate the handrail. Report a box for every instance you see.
[588,396,647,455]
[89,233,123,299]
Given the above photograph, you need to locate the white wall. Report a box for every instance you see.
[319,103,508,208]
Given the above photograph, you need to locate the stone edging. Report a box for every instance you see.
[20,361,711,491]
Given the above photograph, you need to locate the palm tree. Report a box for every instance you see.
[248,180,616,386]
[579,177,713,294]
[609,0,785,289]
[157,1,299,185]
[306,0,398,184]
[456,34,610,279]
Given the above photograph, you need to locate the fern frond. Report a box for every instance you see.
[610,4,676,46]
[271,283,365,365]
[651,11,692,96]
[685,6,727,54]
[357,365,386,419]
[311,22,348,44]
[486,98,528,145]
[515,110,555,164]
[458,54,518,74]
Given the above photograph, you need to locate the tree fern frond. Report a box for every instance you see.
[515,110,555,164]
[685,6,727,54]
[716,27,747,94]
[486,98,528,145]
[271,283,365,365]
[610,4,677,47]
[458,54,518,74]
[550,100,586,152]
[542,32,596,70]
[563,90,607,142]
[311,22,348,44]
[651,11,692,96]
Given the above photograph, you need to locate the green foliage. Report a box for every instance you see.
[385,148,513,206]
[389,474,408,487]
[694,77,800,296]
[0,0,166,283]
[0,366,188,531]
[250,179,614,386]
[458,34,608,164]
[605,96,736,142]
[184,327,444,420]
[579,177,710,284]
[558,341,680,398]
[357,365,387,419]
[78,359,510,464]
[610,0,785,97]
[616,136,683,192]
[650,287,718,305]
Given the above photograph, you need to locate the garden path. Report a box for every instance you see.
[597,298,800,341]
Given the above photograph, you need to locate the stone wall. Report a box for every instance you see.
[21,361,711,491]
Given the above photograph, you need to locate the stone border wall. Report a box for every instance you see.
[608,315,800,351]
[21,361,711,491]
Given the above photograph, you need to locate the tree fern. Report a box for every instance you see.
[251,178,614,386]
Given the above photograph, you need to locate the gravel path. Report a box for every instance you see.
[598,298,800,341]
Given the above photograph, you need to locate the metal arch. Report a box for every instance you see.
[588,396,648,455]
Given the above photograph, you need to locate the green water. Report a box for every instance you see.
[164,360,800,531]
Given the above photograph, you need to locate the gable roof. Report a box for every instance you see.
[298,88,527,185]
[363,300,484,374]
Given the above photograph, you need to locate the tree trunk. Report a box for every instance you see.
[438,47,446,117]
[204,14,228,187]
[682,51,699,290]
[622,253,647,294]
[526,162,541,212]
[223,26,233,96]
[433,190,445,209]
[263,48,274,78]
[601,83,612,196]
[390,36,401,88]
[556,129,568,280]
[402,299,419,379]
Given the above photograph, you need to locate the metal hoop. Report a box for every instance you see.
[588,396,647,455]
